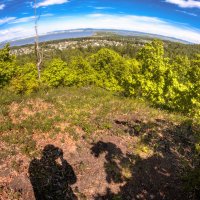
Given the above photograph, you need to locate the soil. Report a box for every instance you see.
[0,114,197,200]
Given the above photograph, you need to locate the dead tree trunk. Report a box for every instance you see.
[34,0,43,80]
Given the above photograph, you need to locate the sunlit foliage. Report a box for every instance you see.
[0,41,200,120]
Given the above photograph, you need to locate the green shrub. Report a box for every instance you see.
[136,40,167,104]
[0,43,200,121]
[69,56,97,86]
[0,44,15,87]
[88,48,129,91]
[9,63,39,94]
[42,58,69,87]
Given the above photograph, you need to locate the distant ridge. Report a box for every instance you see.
[2,28,191,47]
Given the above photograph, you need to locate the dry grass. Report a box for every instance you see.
[8,99,55,124]
[0,86,199,199]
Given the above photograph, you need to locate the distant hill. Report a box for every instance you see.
[1,28,191,47]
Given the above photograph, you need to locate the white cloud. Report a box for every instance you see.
[0,17,16,25]
[176,9,197,16]
[0,14,54,26]
[0,27,34,42]
[1,14,200,43]
[35,0,69,8]
[0,4,5,10]
[9,16,35,24]
[165,0,200,8]
[87,13,105,17]
[8,14,54,24]
[38,14,200,43]
[87,6,114,10]
[94,6,114,10]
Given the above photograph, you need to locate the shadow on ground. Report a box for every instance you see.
[29,144,77,200]
[91,118,198,200]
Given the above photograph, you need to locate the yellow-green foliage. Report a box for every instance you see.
[164,55,191,112]
[136,40,167,104]
[88,48,130,91]
[9,63,39,94]
[42,58,69,87]
[69,56,96,86]
[42,57,96,87]
[190,55,200,121]
[0,41,200,120]
[122,58,140,96]
[0,44,15,87]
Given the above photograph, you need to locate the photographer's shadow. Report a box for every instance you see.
[29,144,77,200]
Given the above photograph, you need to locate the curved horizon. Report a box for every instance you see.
[1,0,200,44]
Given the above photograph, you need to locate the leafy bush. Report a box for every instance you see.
[42,58,69,87]
[136,40,167,104]
[122,58,140,96]
[89,48,130,91]
[189,55,200,121]
[0,42,200,121]
[68,56,96,86]
[0,44,15,87]
[9,63,39,94]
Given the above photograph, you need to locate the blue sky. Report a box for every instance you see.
[0,0,200,43]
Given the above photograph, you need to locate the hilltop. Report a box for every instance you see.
[0,87,199,199]
[0,38,200,199]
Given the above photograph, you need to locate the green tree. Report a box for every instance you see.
[136,40,167,104]
[0,44,15,87]
[88,48,129,91]
[123,58,140,96]
[189,54,200,120]
[69,56,96,86]
[42,58,70,87]
[164,55,191,112]
[9,63,39,94]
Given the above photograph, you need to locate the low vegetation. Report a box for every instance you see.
[0,86,199,199]
[1,40,200,120]
[0,38,200,199]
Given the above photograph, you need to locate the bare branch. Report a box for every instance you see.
[34,0,43,80]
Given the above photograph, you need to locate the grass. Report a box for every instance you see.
[0,87,199,199]
[0,86,199,199]
[0,86,192,158]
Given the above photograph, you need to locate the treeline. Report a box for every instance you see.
[164,41,200,59]
[12,35,200,59]
[0,40,200,120]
